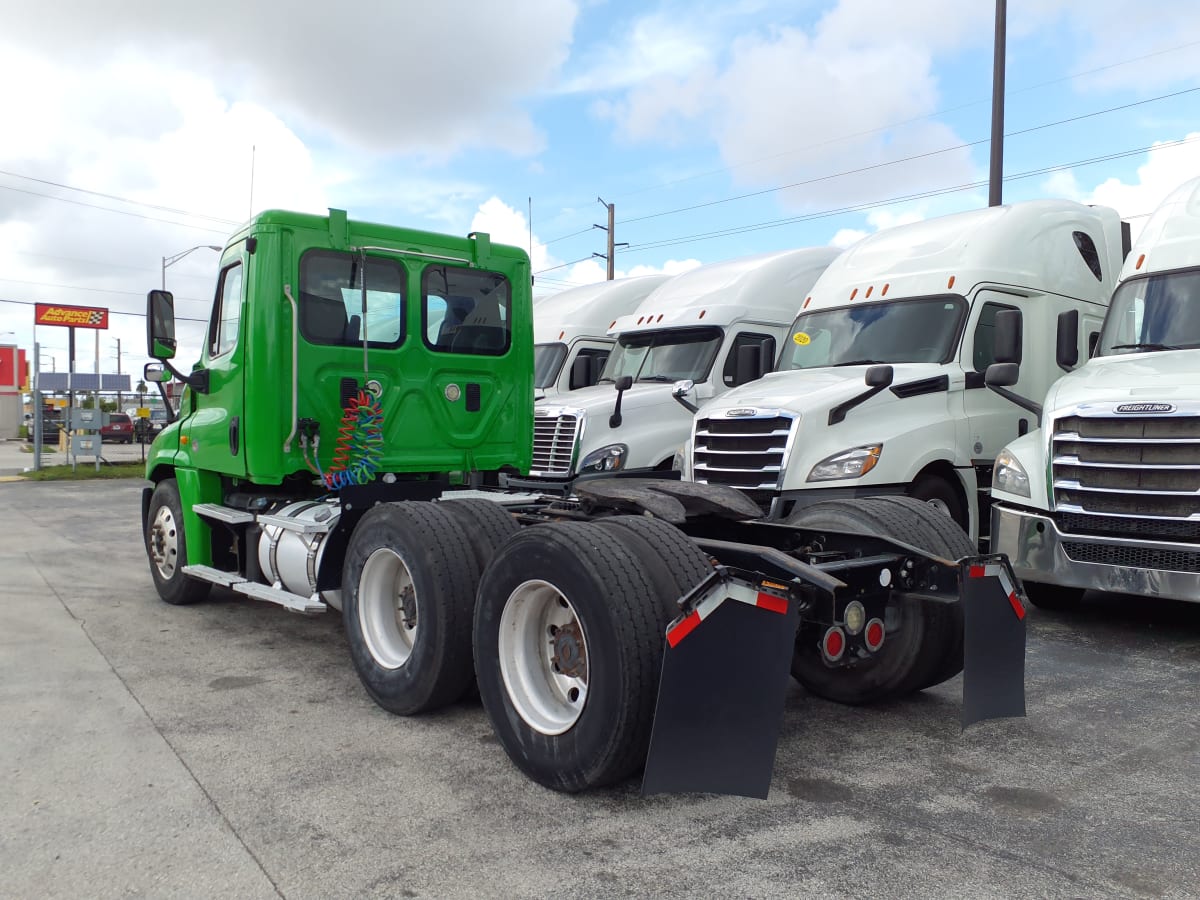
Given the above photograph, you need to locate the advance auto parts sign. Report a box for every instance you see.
[35,303,109,329]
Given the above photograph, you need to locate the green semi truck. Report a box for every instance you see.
[141,208,1025,797]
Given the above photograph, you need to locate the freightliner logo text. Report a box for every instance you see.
[1115,403,1176,414]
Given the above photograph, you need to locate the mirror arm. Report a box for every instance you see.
[671,393,699,414]
[986,384,1043,424]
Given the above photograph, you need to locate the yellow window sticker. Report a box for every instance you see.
[793,332,811,346]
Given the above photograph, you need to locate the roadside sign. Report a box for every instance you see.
[34,303,109,330]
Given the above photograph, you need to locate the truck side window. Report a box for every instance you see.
[298,250,405,348]
[971,301,1021,372]
[423,265,511,356]
[723,332,776,386]
[209,263,243,359]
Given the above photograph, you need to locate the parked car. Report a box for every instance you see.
[40,419,62,444]
[100,413,135,443]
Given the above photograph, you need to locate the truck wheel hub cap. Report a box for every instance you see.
[498,580,590,735]
[358,548,418,669]
[150,506,179,579]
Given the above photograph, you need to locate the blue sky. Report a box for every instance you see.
[1,0,1199,368]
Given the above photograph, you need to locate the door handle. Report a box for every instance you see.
[229,416,240,455]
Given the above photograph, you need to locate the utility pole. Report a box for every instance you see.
[989,0,1007,207]
[593,197,628,281]
[113,337,122,410]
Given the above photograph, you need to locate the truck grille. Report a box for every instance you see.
[693,414,796,490]
[1062,541,1200,574]
[1051,413,1200,557]
[530,412,581,477]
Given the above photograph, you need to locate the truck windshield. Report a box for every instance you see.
[778,296,966,370]
[533,343,567,388]
[1096,269,1200,356]
[599,327,723,384]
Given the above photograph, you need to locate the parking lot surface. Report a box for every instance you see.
[1,479,1197,899]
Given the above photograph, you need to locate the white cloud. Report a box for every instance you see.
[0,0,579,159]
[1080,133,1200,241]
[593,2,983,209]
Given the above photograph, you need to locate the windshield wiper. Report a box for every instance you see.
[637,375,676,382]
[596,376,616,383]
[831,358,885,367]
[1109,342,1184,352]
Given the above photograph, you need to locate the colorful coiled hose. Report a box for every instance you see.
[319,390,384,490]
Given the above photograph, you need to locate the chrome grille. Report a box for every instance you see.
[1062,542,1200,573]
[693,413,796,490]
[1052,413,1200,523]
[530,412,581,477]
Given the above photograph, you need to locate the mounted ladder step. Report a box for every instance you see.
[256,513,332,534]
[182,564,247,587]
[193,503,256,525]
[232,580,327,615]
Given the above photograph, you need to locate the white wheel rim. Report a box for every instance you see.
[149,505,180,580]
[498,579,589,735]
[358,547,418,669]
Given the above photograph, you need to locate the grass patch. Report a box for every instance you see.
[20,461,145,481]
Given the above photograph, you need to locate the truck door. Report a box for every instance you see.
[959,293,1034,463]
[183,256,247,477]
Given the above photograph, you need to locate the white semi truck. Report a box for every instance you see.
[522,247,840,487]
[533,275,670,400]
[990,176,1200,609]
[683,200,1128,543]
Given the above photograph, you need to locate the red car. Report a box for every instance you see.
[100,412,135,444]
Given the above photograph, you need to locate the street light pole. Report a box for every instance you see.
[161,244,222,290]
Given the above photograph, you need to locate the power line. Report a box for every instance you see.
[607,36,1200,203]
[0,184,231,234]
[0,169,241,226]
[0,297,209,323]
[619,135,1200,254]
[617,87,1200,227]
[0,277,211,305]
[533,255,595,276]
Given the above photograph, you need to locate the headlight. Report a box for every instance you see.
[993,448,1030,497]
[807,444,883,482]
[579,443,628,474]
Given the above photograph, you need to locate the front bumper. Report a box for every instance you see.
[990,502,1200,603]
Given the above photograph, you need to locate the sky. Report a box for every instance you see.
[2,0,1199,377]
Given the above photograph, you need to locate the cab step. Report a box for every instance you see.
[192,504,255,525]
[181,565,327,615]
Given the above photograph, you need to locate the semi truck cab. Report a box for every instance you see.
[991,176,1200,607]
[521,247,840,488]
[685,201,1127,542]
[533,275,670,401]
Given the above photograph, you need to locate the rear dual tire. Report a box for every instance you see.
[787,496,973,705]
[475,519,701,791]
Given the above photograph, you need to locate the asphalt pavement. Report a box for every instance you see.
[1,479,1197,899]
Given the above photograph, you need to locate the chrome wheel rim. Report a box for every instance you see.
[358,548,418,669]
[149,505,180,580]
[498,579,589,735]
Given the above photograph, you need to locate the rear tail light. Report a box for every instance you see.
[822,626,846,662]
[864,618,885,652]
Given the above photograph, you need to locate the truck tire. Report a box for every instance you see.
[787,496,972,704]
[908,472,968,533]
[474,522,664,792]
[437,497,521,572]
[1023,582,1085,612]
[594,515,713,620]
[342,502,479,716]
[146,478,211,606]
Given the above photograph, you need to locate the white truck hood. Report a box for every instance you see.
[539,381,682,417]
[707,363,952,417]
[1046,350,1200,414]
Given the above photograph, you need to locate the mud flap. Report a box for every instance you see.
[961,556,1027,728]
[642,576,800,799]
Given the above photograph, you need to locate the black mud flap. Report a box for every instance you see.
[642,576,800,799]
[960,555,1027,728]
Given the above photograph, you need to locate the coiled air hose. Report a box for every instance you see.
[314,390,384,489]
